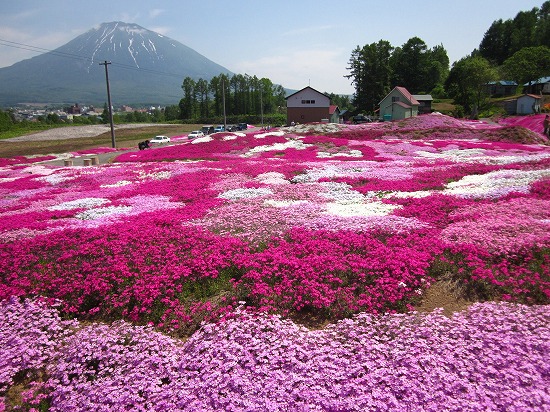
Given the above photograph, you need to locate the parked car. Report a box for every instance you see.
[226,124,238,132]
[238,123,248,130]
[149,135,170,144]
[352,115,372,124]
[201,125,215,135]
[214,125,225,133]
[187,130,205,139]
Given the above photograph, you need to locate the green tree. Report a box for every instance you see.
[535,1,550,47]
[391,37,430,93]
[180,77,196,119]
[0,109,15,132]
[347,40,393,113]
[164,105,180,121]
[509,8,538,53]
[479,19,514,65]
[101,103,110,124]
[503,45,550,92]
[196,78,210,119]
[445,55,498,117]
[426,44,450,93]
[479,3,547,64]
[151,108,165,123]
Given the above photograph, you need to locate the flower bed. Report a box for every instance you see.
[1,113,550,409]
[1,298,549,411]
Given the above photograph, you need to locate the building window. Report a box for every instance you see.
[392,96,399,102]
[300,99,316,104]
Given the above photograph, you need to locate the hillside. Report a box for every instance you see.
[0,22,232,106]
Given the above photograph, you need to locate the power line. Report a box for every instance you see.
[0,38,192,80]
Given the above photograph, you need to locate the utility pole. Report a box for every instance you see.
[100,61,116,148]
[222,78,227,130]
[260,87,264,130]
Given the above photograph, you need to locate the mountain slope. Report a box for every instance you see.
[0,22,232,106]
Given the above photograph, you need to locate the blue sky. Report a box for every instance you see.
[0,0,544,95]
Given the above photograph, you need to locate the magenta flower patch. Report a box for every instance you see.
[1,113,550,409]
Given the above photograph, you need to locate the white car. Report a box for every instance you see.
[149,135,170,144]
[187,130,205,139]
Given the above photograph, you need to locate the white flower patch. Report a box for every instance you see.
[319,181,365,204]
[444,169,550,198]
[191,135,213,144]
[138,170,171,180]
[264,199,308,208]
[253,131,285,139]
[279,123,346,135]
[100,180,133,188]
[416,148,486,162]
[218,187,273,200]
[242,139,312,157]
[317,149,363,158]
[49,197,110,211]
[255,172,289,185]
[324,201,400,217]
[0,177,18,183]
[20,165,57,176]
[484,152,550,165]
[382,190,433,199]
[37,174,76,185]
[222,135,238,140]
[75,205,132,220]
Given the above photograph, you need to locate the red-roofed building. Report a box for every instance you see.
[378,86,419,121]
[329,105,341,123]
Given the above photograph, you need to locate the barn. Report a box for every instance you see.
[285,86,330,125]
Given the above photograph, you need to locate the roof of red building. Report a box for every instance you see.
[395,86,420,105]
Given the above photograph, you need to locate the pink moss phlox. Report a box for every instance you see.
[2,298,549,410]
[235,228,438,316]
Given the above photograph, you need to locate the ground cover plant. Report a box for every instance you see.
[1,113,549,410]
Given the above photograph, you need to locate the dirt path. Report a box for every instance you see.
[5,124,172,142]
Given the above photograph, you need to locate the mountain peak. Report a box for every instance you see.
[0,22,232,106]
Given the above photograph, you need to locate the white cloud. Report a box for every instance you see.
[232,47,354,95]
[119,12,140,23]
[149,9,165,18]
[0,26,79,68]
[150,26,171,36]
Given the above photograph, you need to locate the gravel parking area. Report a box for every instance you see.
[6,124,169,142]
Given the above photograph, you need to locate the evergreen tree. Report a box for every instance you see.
[347,40,393,113]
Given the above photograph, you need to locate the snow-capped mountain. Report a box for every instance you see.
[0,22,232,106]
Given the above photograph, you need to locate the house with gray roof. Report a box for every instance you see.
[485,80,518,97]
[523,76,550,95]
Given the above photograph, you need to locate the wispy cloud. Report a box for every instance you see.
[119,12,140,23]
[0,26,78,68]
[149,9,165,18]
[150,26,171,36]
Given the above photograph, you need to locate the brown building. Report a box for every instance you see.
[285,86,330,125]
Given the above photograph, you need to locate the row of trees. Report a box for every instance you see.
[479,1,550,65]
[178,74,287,121]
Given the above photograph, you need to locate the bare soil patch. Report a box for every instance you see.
[0,124,200,158]
[414,281,473,317]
